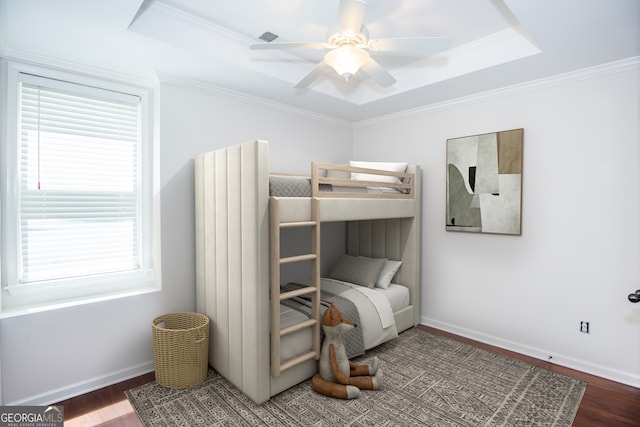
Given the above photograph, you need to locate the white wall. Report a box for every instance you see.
[353,60,640,387]
[0,78,352,405]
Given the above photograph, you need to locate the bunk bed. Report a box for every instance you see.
[194,140,421,404]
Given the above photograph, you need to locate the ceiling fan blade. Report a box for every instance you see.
[250,42,327,50]
[338,0,366,36]
[360,57,396,87]
[368,37,450,54]
[294,61,330,88]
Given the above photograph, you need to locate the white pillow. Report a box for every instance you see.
[349,161,408,184]
[376,260,403,289]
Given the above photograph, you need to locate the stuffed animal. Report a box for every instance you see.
[311,302,382,399]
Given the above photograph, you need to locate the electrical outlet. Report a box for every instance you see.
[579,321,590,333]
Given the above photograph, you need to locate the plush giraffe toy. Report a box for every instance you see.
[311,302,382,399]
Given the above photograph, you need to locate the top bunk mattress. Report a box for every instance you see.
[269,175,408,197]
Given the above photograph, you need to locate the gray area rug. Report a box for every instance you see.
[126,328,587,426]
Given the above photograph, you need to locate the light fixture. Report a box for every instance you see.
[324,45,370,81]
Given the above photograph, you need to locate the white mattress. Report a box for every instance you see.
[375,283,411,312]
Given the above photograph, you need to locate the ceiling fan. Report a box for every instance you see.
[250,0,449,89]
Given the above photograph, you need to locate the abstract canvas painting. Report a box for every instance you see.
[446,129,523,235]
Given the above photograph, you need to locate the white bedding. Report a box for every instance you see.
[376,283,411,312]
[278,278,411,363]
[323,278,395,328]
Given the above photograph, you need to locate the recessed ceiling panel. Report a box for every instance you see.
[129,0,540,105]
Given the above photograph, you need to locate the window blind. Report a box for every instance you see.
[17,76,142,285]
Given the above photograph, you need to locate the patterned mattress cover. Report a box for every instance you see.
[269,175,331,197]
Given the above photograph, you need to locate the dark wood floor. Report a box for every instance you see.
[55,325,639,426]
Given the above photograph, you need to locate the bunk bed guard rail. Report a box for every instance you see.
[311,162,414,199]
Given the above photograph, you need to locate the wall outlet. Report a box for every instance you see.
[579,321,590,333]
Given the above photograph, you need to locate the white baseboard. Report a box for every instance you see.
[5,361,155,406]
[421,317,640,389]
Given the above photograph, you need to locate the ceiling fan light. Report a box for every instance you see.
[324,45,370,80]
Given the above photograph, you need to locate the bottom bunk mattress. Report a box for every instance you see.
[278,278,410,364]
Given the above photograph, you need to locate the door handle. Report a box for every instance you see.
[629,289,640,303]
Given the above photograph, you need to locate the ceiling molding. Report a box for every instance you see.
[354,56,640,128]
[138,0,250,45]
[156,72,353,128]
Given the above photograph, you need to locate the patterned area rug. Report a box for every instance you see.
[126,328,587,426]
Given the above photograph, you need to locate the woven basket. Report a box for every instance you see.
[152,312,210,388]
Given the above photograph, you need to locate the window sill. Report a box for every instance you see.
[0,285,161,319]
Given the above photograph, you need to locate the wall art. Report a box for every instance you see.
[446,128,523,235]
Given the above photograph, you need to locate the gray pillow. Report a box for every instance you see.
[328,254,386,288]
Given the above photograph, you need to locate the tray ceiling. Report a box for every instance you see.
[1,0,638,121]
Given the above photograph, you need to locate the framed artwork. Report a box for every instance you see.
[446,128,523,235]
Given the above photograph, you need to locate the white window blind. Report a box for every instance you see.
[16,74,143,285]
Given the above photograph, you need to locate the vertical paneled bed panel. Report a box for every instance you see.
[195,141,271,403]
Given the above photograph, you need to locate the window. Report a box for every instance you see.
[1,62,156,311]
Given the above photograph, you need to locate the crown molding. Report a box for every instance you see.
[156,71,353,128]
[354,56,640,129]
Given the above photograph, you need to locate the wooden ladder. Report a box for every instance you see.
[269,197,321,377]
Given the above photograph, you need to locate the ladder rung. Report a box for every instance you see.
[280,221,317,228]
[280,350,318,372]
[280,318,317,336]
[280,254,316,264]
[280,286,317,301]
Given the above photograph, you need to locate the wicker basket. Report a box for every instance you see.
[152,312,210,388]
